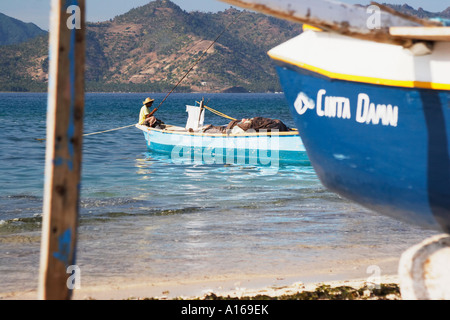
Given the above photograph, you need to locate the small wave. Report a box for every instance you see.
[152,206,210,216]
[80,197,141,208]
[80,206,213,224]
[4,194,41,200]
[0,216,42,233]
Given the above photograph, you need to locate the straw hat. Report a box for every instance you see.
[143,97,155,105]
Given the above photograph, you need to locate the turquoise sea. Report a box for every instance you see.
[0,92,437,295]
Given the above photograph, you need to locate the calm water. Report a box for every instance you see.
[0,92,437,295]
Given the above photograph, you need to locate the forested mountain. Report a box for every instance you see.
[0,0,301,92]
[0,1,448,93]
[0,12,47,46]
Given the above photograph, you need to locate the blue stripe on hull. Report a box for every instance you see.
[275,64,450,232]
[143,134,310,166]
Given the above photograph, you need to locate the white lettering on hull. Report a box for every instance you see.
[356,93,398,127]
[294,90,399,127]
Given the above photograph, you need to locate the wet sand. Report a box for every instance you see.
[1,275,401,300]
[1,259,402,300]
[70,275,401,300]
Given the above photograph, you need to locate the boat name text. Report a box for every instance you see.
[294,90,398,127]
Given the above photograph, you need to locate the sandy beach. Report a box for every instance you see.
[2,257,402,300]
[75,275,402,300]
[1,275,401,300]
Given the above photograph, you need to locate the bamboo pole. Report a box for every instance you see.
[38,0,85,300]
[198,98,205,127]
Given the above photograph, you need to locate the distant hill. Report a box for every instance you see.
[0,1,449,93]
[0,12,47,46]
[83,0,302,93]
[0,0,303,92]
[381,3,450,20]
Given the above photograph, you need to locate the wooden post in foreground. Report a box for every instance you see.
[39,0,85,300]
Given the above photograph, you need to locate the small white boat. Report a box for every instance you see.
[136,102,308,166]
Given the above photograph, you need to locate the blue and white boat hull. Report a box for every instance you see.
[269,31,450,232]
[136,124,309,166]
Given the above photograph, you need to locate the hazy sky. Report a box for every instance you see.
[0,0,448,30]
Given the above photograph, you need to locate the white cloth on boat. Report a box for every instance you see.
[185,105,205,131]
[231,126,245,134]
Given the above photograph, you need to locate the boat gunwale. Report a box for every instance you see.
[136,124,300,138]
[268,48,450,91]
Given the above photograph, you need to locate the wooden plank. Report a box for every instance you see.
[390,27,450,41]
[38,0,85,300]
[218,0,433,45]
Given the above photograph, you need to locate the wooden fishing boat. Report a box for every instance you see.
[136,102,308,166]
[220,0,450,233]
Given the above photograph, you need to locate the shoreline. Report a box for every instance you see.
[1,272,401,300]
[1,254,405,300]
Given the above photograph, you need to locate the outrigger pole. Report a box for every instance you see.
[66,10,245,141]
[39,0,85,300]
[147,10,244,117]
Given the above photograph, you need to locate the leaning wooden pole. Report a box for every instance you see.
[39,0,85,300]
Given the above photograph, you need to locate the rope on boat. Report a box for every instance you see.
[79,101,237,138]
[36,102,237,141]
[36,12,244,141]
[202,104,237,121]
[35,123,137,141]
[82,124,137,136]
[37,102,238,140]
[36,101,239,140]
[38,102,237,140]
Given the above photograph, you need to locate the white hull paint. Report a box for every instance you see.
[136,124,308,166]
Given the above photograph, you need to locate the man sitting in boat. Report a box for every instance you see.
[139,97,165,129]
